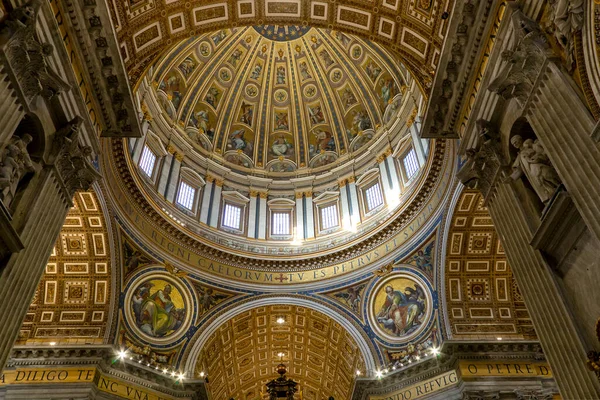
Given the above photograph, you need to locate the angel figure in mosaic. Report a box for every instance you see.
[198,287,228,314]
[333,284,365,313]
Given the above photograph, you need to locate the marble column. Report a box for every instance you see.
[208,179,222,228]
[247,191,258,239]
[257,192,267,240]
[164,153,182,203]
[199,176,214,225]
[295,192,304,240]
[525,62,600,243]
[488,183,600,398]
[304,192,315,239]
[0,119,99,372]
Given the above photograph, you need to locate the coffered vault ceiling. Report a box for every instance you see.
[109,0,453,87]
[18,190,114,345]
[195,305,366,400]
[149,26,410,174]
[445,190,536,340]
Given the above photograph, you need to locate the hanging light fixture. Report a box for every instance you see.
[265,362,298,399]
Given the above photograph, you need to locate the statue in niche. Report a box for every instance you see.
[0,134,34,207]
[509,135,561,203]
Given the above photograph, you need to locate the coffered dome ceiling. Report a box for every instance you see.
[148,26,410,176]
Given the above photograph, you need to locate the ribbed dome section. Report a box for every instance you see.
[150,26,409,177]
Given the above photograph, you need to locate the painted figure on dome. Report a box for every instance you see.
[276,66,286,84]
[240,103,254,126]
[205,87,220,109]
[380,78,397,106]
[229,129,253,157]
[178,56,196,78]
[271,135,293,157]
[365,61,382,82]
[211,30,227,46]
[299,61,312,80]
[250,63,262,80]
[320,50,334,68]
[229,48,243,67]
[312,129,335,153]
[275,112,289,130]
[190,109,214,140]
[308,105,325,125]
[341,86,358,108]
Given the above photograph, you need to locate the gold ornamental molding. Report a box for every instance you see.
[108,0,451,89]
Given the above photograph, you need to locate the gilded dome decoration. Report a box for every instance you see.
[150,26,408,176]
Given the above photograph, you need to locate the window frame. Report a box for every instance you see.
[312,191,341,236]
[267,198,295,240]
[175,180,197,212]
[139,144,158,180]
[219,191,249,236]
[356,169,386,221]
[399,146,420,183]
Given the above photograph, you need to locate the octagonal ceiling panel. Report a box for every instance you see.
[150,26,408,176]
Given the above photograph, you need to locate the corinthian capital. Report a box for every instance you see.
[52,117,102,198]
[456,119,505,201]
[0,0,70,103]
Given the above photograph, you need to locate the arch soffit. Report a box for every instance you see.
[183,295,378,374]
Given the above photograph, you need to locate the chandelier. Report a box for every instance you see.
[265,362,298,400]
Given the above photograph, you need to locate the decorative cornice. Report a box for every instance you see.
[59,0,142,137]
[421,0,495,138]
[107,138,447,270]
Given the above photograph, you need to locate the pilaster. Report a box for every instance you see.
[304,192,314,239]
[199,176,213,225]
[208,179,222,228]
[247,191,258,239]
[488,183,600,398]
[295,192,304,240]
[257,192,267,240]
[164,152,183,203]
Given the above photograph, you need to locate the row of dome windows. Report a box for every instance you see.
[136,143,423,241]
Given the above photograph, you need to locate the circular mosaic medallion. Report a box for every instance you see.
[303,84,317,99]
[368,272,433,343]
[350,44,363,60]
[274,89,288,103]
[124,272,193,344]
[198,41,212,58]
[245,83,259,98]
[219,67,232,83]
[330,68,343,83]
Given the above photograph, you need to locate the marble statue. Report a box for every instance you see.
[0,134,34,207]
[509,135,561,203]
[546,0,583,69]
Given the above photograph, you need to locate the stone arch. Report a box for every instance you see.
[184,296,377,374]
[185,298,373,400]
